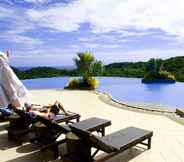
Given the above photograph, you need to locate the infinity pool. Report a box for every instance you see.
[23,77,184,110]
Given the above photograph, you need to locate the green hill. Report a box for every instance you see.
[13,56,184,82]
[104,56,184,82]
[104,62,146,78]
[164,56,184,81]
[15,67,77,79]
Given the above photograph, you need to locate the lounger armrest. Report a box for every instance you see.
[35,116,70,133]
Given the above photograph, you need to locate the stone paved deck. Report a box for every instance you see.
[0,89,184,162]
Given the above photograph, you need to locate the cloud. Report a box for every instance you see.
[27,1,86,32]
[95,48,184,64]
[1,0,184,67]
[78,34,131,47]
[0,6,14,17]
[1,33,43,46]
[117,30,155,37]
[79,37,97,42]
[24,0,48,3]
[0,5,43,47]
[26,0,184,38]
[10,47,75,66]
[10,45,184,67]
[82,42,99,49]
[82,42,122,49]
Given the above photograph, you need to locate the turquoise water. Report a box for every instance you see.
[22,77,184,110]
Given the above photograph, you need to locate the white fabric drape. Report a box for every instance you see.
[0,86,9,107]
[0,54,28,108]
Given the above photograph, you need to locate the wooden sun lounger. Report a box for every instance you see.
[31,116,111,159]
[64,126,153,162]
[6,109,81,145]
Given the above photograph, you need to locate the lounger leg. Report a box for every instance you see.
[76,117,80,122]
[53,145,59,159]
[148,138,151,149]
[101,127,105,136]
[97,127,105,136]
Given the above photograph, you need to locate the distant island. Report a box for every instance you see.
[13,56,184,82]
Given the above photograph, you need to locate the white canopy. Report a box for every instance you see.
[0,52,28,107]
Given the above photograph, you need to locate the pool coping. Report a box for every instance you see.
[92,90,184,126]
[30,89,184,126]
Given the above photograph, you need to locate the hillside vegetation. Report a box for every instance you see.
[14,67,77,79]
[14,56,184,82]
[142,58,176,83]
[104,56,184,82]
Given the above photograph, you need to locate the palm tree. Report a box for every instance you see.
[74,52,95,80]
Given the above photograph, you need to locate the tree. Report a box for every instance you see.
[66,52,103,89]
[74,52,94,79]
[146,58,163,75]
[143,58,175,83]
[74,51,104,79]
[91,60,104,76]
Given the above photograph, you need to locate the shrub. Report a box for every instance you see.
[66,77,99,90]
[68,79,79,89]
[87,77,99,89]
[159,70,175,80]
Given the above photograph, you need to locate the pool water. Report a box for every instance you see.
[22,77,184,110]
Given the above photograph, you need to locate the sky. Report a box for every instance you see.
[0,0,184,67]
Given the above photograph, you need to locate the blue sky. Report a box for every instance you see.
[0,0,184,67]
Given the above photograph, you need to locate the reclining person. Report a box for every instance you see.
[7,101,71,143]
[8,101,69,131]
[24,101,70,145]
[25,101,70,120]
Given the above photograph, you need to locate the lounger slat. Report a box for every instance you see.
[100,127,153,151]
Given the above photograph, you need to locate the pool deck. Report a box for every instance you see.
[0,89,184,162]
